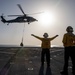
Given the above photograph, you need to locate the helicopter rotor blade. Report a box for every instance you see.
[27,12,44,15]
[8,15,23,17]
[17,4,26,15]
[8,11,44,17]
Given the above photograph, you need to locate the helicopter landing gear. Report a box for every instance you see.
[28,22,30,24]
[7,23,9,25]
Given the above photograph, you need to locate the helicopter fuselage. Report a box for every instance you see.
[1,15,38,25]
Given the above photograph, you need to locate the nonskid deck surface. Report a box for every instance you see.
[0,47,72,75]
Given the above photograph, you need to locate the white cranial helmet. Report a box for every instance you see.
[66,26,73,32]
[43,33,48,37]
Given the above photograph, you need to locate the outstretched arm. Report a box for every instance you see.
[31,34,41,40]
[50,35,59,40]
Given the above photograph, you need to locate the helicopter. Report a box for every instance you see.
[0,4,38,25]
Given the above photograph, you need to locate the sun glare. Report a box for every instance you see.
[39,11,55,26]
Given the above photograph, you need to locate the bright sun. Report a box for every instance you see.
[39,11,55,26]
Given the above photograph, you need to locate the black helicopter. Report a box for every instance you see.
[0,4,38,25]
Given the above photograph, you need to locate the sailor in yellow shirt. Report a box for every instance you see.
[31,33,58,67]
[62,32,74,47]
[60,26,75,75]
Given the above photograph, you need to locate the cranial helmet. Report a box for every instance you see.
[43,33,48,37]
[66,26,73,32]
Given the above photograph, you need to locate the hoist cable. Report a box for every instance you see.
[22,23,25,43]
[20,23,25,46]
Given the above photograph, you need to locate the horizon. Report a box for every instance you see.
[0,44,63,48]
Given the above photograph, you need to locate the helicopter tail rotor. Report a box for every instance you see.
[0,13,5,18]
[0,13,6,23]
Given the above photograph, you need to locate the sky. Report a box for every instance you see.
[0,0,75,46]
